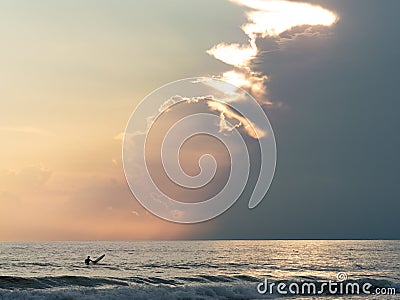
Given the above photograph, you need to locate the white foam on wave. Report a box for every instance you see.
[1,279,399,300]
[0,284,267,300]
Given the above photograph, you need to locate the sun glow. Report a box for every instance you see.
[207,43,257,67]
[207,100,268,139]
[207,0,338,102]
[232,0,338,37]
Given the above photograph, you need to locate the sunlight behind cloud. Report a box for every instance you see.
[221,70,252,89]
[207,43,257,68]
[207,0,338,103]
[231,0,338,38]
[221,70,270,103]
[207,100,267,139]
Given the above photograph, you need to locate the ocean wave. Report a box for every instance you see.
[0,284,264,300]
[0,275,398,299]
[0,276,128,289]
[0,279,399,300]
[0,274,262,290]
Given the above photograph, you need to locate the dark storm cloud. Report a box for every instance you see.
[192,0,400,239]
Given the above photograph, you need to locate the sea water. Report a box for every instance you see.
[0,240,398,299]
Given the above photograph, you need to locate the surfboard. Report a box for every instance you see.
[92,254,105,264]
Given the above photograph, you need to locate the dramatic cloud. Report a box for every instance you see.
[207,100,267,138]
[116,94,265,142]
[207,43,257,68]
[232,0,337,38]
[207,0,338,103]
[220,70,270,103]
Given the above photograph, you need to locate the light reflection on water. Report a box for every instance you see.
[0,240,398,282]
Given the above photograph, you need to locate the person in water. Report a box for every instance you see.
[85,256,93,265]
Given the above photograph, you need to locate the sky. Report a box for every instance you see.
[0,0,399,240]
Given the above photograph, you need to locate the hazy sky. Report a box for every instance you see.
[0,0,399,240]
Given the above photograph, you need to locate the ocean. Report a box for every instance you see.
[0,240,398,299]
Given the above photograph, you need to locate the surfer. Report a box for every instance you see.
[85,256,93,265]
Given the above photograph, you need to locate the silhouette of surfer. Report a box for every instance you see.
[85,256,93,265]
